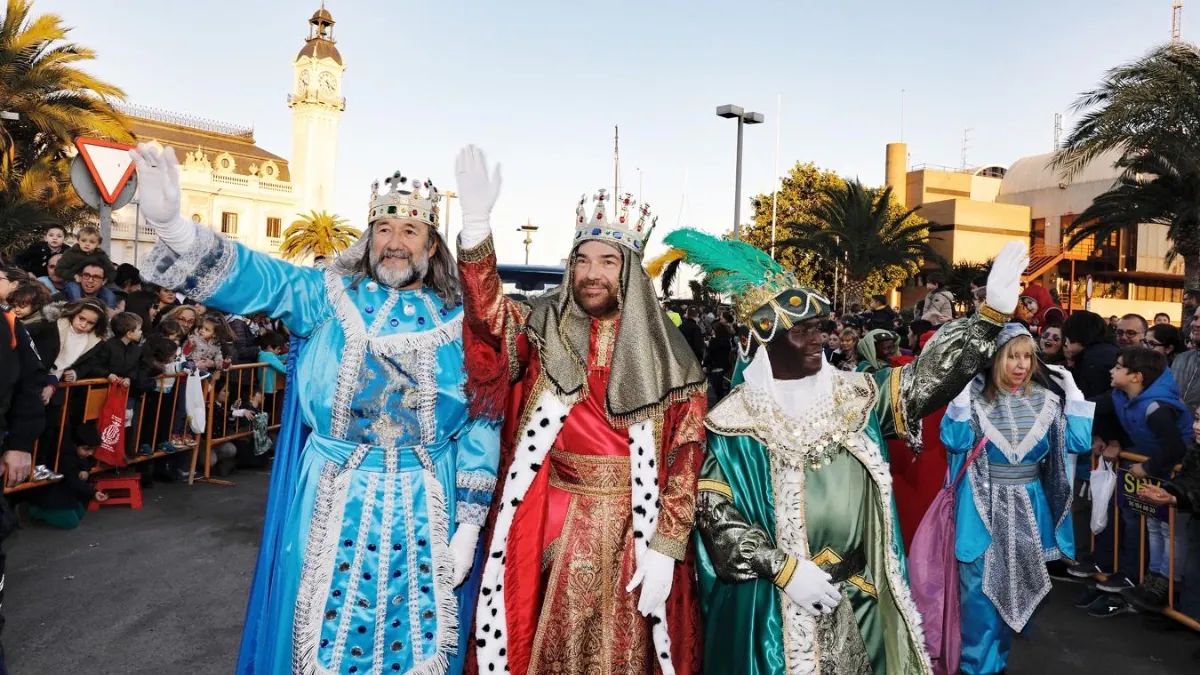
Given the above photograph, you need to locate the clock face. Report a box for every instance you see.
[319,72,337,96]
[297,70,310,94]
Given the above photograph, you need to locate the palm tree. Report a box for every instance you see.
[1053,43,1200,181]
[280,210,361,261]
[776,180,947,307]
[1053,42,1200,287]
[0,0,129,245]
[1065,144,1200,288]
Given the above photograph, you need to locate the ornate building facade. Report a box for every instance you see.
[107,7,344,266]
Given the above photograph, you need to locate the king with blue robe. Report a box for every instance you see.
[130,145,500,675]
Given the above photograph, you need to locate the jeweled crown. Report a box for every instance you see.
[572,189,657,255]
[368,171,440,227]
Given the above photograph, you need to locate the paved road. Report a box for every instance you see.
[3,471,1198,674]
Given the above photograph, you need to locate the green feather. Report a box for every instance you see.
[661,228,786,296]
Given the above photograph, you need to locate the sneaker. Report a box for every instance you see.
[1096,573,1136,593]
[1068,560,1104,579]
[31,465,63,482]
[1086,594,1135,618]
[1124,574,1170,613]
[1074,586,1104,609]
[1047,560,1075,581]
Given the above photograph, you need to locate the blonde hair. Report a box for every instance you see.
[985,334,1040,400]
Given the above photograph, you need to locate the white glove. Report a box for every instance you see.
[449,523,480,588]
[783,559,841,617]
[984,241,1029,315]
[626,548,675,616]
[129,143,194,252]
[1045,364,1084,401]
[454,145,502,249]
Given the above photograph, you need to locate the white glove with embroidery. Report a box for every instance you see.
[783,559,841,617]
[454,145,502,250]
[626,548,675,616]
[984,241,1029,315]
[1045,364,1084,401]
[449,523,480,588]
[128,143,194,252]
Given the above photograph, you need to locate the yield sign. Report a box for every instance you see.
[74,137,136,204]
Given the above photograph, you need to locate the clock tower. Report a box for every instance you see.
[290,5,345,217]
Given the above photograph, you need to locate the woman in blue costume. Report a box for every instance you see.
[128,144,500,675]
[942,324,1093,675]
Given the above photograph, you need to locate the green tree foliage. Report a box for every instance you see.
[1054,42,1200,288]
[743,163,940,306]
[0,0,131,253]
[280,210,361,261]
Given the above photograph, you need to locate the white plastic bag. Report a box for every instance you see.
[1090,460,1116,534]
[186,371,206,434]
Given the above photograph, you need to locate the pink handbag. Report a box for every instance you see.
[908,437,986,675]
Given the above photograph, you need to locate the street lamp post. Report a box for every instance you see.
[441,190,457,243]
[518,218,539,265]
[716,104,764,239]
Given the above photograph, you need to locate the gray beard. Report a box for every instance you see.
[370,248,429,289]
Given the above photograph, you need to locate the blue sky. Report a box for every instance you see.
[38,0,1170,265]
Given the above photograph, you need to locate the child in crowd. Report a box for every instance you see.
[71,312,144,385]
[189,314,233,373]
[8,280,55,374]
[14,225,66,278]
[256,331,288,402]
[57,226,116,306]
[27,424,108,529]
[1103,347,1194,610]
[1140,407,1200,622]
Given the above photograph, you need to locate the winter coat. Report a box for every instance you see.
[921,287,955,324]
[56,244,115,282]
[32,441,97,510]
[1112,369,1195,478]
[20,307,59,377]
[1166,444,1200,514]
[1070,341,1120,400]
[1171,349,1200,413]
[15,241,65,278]
[71,337,143,381]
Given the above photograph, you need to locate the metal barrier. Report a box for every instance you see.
[196,362,284,483]
[2,372,202,494]
[1092,450,1200,633]
[3,363,286,493]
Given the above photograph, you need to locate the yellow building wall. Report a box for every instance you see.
[906,169,973,210]
[918,199,1031,264]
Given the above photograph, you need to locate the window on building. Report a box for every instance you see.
[221,212,238,235]
[266,217,282,238]
[1134,283,1183,303]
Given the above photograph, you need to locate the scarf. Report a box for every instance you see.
[525,242,705,427]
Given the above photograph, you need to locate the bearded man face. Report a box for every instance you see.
[369,218,434,288]
[571,240,622,319]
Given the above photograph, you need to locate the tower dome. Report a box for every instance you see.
[297,4,342,65]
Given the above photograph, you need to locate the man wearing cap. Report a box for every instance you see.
[128,144,499,675]
[660,229,1028,675]
[454,146,706,675]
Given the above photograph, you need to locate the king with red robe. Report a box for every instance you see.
[452,146,707,675]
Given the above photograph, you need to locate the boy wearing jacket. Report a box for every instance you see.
[1104,348,1194,611]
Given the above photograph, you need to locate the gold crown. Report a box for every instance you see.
[368,171,440,226]
[572,190,657,255]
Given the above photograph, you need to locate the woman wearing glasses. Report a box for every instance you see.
[1143,324,1185,365]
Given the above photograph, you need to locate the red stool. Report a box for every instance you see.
[87,476,144,511]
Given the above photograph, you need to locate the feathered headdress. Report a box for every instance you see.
[656,228,831,343]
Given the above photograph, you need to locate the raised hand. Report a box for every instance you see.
[129,143,182,226]
[1045,364,1083,400]
[454,145,502,247]
[985,242,1029,315]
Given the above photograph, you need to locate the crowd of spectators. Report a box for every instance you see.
[0,227,288,532]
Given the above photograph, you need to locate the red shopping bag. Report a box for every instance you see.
[93,383,128,467]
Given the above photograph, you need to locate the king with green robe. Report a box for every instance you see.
[651,232,1028,675]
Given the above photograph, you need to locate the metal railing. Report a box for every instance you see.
[3,363,286,493]
[1090,451,1200,633]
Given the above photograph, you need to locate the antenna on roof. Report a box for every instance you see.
[1053,112,1063,150]
[960,128,972,170]
[1173,1,1184,43]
